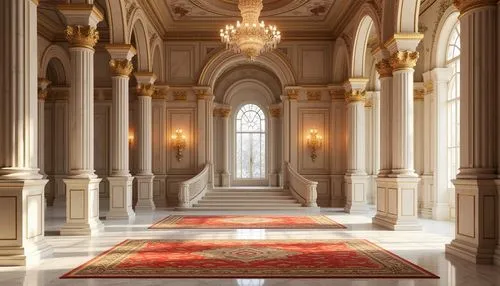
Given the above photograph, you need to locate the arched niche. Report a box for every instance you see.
[39,44,71,85]
[198,50,296,90]
[223,79,276,108]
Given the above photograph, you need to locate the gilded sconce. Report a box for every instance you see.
[306,128,323,162]
[171,128,187,161]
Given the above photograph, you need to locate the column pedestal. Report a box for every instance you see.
[0,180,52,266]
[419,174,434,218]
[134,175,155,211]
[373,177,422,230]
[107,176,135,219]
[445,179,498,264]
[344,175,369,213]
[60,178,104,236]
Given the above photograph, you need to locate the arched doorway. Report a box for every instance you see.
[234,103,267,184]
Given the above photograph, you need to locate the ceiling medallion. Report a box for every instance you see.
[219,0,281,61]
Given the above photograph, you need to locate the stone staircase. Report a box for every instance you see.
[189,187,305,211]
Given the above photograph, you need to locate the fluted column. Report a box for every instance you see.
[38,79,51,208]
[57,4,104,236]
[216,106,232,187]
[194,87,215,187]
[105,44,136,218]
[134,72,156,211]
[375,58,393,176]
[344,78,369,213]
[0,0,51,265]
[373,34,423,230]
[281,93,290,188]
[446,0,499,264]
[269,105,281,186]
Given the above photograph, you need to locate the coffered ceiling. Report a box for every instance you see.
[140,0,362,40]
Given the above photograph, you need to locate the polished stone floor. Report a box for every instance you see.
[1,205,499,286]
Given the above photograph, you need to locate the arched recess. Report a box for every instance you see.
[223,79,276,107]
[105,0,128,44]
[332,37,351,83]
[198,50,296,90]
[128,11,151,72]
[350,3,381,78]
[151,43,164,82]
[432,7,460,68]
[39,44,71,85]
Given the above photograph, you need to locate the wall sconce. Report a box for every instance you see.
[128,130,135,146]
[171,128,187,161]
[306,128,323,162]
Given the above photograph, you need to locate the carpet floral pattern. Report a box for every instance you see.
[149,215,347,229]
[61,239,439,279]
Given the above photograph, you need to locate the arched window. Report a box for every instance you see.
[446,22,460,188]
[235,104,266,179]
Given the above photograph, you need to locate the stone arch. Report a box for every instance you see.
[151,41,164,82]
[223,79,276,107]
[332,37,351,83]
[381,0,420,42]
[352,16,375,78]
[128,11,151,71]
[39,44,71,85]
[105,0,128,44]
[198,50,296,90]
[432,6,459,68]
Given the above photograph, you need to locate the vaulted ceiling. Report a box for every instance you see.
[140,0,363,40]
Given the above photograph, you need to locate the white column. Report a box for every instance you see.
[269,105,281,186]
[0,0,51,265]
[446,0,499,264]
[218,106,231,187]
[365,91,380,205]
[328,86,347,207]
[420,72,435,218]
[289,91,299,170]
[344,78,369,213]
[196,90,207,170]
[281,94,290,187]
[414,84,425,217]
[374,35,423,231]
[38,79,51,209]
[206,94,215,188]
[105,45,137,218]
[134,72,156,211]
[57,5,104,236]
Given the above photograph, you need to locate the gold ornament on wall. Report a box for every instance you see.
[171,128,187,161]
[306,128,323,162]
[173,91,187,101]
[65,25,99,48]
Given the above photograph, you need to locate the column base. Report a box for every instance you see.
[60,178,104,236]
[0,179,52,266]
[373,177,422,231]
[134,175,155,212]
[106,176,135,219]
[344,175,369,213]
[432,203,450,221]
[221,172,230,187]
[445,178,498,264]
[269,173,279,187]
[419,175,433,218]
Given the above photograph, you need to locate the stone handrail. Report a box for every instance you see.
[178,164,210,208]
[285,162,318,207]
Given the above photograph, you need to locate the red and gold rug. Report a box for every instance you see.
[61,239,438,279]
[149,215,346,229]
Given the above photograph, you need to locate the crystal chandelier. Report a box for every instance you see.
[219,0,281,61]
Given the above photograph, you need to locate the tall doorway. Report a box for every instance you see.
[234,103,267,185]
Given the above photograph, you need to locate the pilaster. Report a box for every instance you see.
[105,44,137,218]
[344,78,369,213]
[446,0,498,264]
[58,3,104,235]
[134,72,156,211]
[38,79,51,208]
[269,105,281,186]
[214,105,232,187]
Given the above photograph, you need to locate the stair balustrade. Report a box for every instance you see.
[285,162,318,207]
[178,164,211,208]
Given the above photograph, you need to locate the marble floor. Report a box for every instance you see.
[1,206,499,286]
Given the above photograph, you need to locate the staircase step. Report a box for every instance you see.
[207,192,289,196]
[188,206,307,211]
[194,203,303,207]
[200,198,297,202]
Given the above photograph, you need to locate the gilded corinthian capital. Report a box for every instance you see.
[390,51,419,70]
[454,0,497,13]
[109,59,133,77]
[375,59,393,78]
[137,83,155,97]
[345,90,366,103]
[65,25,99,48]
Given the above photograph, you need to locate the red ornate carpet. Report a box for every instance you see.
[61,239,438,279]
[149,215,346,229]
